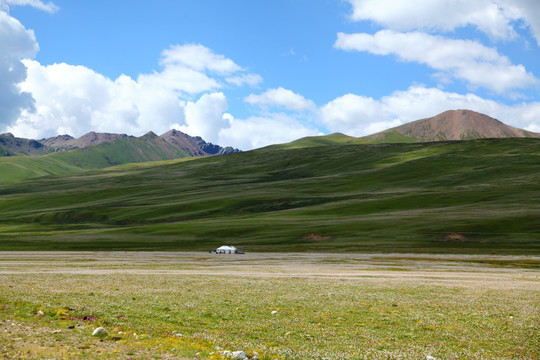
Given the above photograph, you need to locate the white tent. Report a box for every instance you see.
[216,245,237,254]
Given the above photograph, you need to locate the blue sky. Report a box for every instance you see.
[2,0,540,149]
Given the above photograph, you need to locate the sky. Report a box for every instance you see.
[2,0,540,150]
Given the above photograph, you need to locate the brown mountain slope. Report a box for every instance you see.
[3,129,239,160]
[362,109,540,143]
[160,129,240,156]
[39,134,75,148]
[41,132,130,151]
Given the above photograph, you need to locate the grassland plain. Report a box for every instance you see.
[0,252,538,359]
[1,138,540,253]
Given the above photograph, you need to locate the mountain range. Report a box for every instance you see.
[1,109,539,183]
[0,129,240,158]
[3,110,538,158]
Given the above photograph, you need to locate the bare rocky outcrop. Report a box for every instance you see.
[160,129,240,156]
[0,133,48,156]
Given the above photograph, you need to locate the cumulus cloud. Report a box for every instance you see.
[319,94,391,136]
[10,60,174,138]
[245,87,316,112]
[219,113,320,150]
[177,92,229,144]
[142,44,260,95]
[335,30,537,93]
[0,7,38,129]
[8,44,262,142]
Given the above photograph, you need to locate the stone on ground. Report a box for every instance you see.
[92,327,108,337]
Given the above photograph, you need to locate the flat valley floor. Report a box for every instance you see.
[0,252,538,359]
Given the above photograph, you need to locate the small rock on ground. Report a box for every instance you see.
[92,327,108,337]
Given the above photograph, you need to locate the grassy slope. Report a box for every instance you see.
[0,136,188,182]
[1,138,539,253]
[267,133,357,150]
[268,131,421,150]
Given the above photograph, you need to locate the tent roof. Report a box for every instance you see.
[216,245,237,250]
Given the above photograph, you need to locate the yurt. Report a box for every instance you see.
[216,245,237,254]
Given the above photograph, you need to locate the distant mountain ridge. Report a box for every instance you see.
[271,110,540,149]
[0,129,240,158]
[40,132,129,151]
[0,133,48,156]
[0,129,241,182]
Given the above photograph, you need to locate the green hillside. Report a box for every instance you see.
[0,134,188,182]
[267,132,357,149]
[269,130,421,150]
[0,138,539,254]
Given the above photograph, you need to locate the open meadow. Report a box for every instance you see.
[0,252,538,359]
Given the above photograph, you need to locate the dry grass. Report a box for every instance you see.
[1,252,539,359]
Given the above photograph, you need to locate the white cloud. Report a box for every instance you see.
[319,93,377,134]
[335,30,537,93]
[346,0,540,46]
[178,92,229,144]
[501,0,540,46]
[161,44,241,75]
[10,60,182,137]
[7,44,262,141]
[319,93,404,136]
[219,113,320,149]
[226,73,263,87]
[0,8,38,128]
[245,87,316,112]
[5,0,58,13]
[140,64,221,95]
[347,0,519,41]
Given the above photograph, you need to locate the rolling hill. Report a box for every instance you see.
[0,138,539,254]
[272,110,540,149]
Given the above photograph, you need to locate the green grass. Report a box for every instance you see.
[267,132,357,149]
[0,253,538,359]
[268,130,420,149]
[0,138,539,253]
[0,155,90,182]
